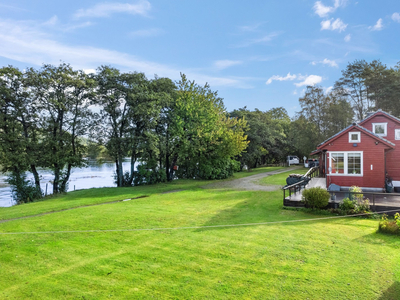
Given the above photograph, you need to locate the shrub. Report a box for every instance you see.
[133,165,167,186]
[302,187,330,209]
[378,213,400,235]
[339,186,371,214]
[349,185,363,202]
[339,197,355,211]
[6,171,42,204]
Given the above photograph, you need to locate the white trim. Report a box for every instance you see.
[348,131,361,143]
[328,151,363,176]
[395,129,400,140]
[372,122,387,136]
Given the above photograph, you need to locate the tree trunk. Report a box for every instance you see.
[168,154,178,181]
[60,163,72,193]
[127,152,136,186]
[53,165,60,194]
[30,164,41,195]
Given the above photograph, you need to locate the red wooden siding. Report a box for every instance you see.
[321,129,390,188]
[360,114,400,181]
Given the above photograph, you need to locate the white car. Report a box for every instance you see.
[287,156,300,165]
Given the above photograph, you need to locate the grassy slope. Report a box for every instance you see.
[0,167,399,299]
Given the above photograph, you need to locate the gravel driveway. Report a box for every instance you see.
[202,167,302,191]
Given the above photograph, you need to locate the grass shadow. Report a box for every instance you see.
[378,282,400,299]
[195,190,330,232]
[354,231,400,250]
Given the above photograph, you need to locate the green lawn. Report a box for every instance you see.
[0,168,399,299]
[257,167,308,186]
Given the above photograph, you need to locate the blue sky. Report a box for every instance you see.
[0,0,399,116]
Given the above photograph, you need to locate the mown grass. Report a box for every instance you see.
[0,166,289,221]
[0,167,399,299]
[257,167,308,186]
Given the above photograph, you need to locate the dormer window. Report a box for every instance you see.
[395,129,400,140]
[372,123,387,136]
[349,132,361,143]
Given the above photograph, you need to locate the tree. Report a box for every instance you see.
[335,60,370,120]
[27,63,96,193]
[168,74,248,179]
[0,66,42,202]
[363,60,400,117]
[230,107,292,168]
[294,85,353,156]
[95,66,131,187]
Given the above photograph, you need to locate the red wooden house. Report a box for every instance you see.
[311,110,400,190]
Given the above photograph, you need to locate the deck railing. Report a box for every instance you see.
[327,190,400,213]
[282,167,320,201]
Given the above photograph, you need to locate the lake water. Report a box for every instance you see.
[0,160,134,207]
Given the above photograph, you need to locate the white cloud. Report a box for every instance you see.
[235,32,280,47]
[43,15,58,26]
[311,58,338,67]
[266,73,297,85]
[321,18,347,32]
[295,75,322,87]
[238,23,263,32]
[214,60,243,70]
[369,18,383,31]
[267,73,323,87]
[74,1,151,19]
[83,69,96,74]
[322,58,338,67]
[344,34,351,42]
[392,13,400,23]
[129,28,162,37]
[325,86,333,94]
[0,18,250,89]
[313,0,346,17]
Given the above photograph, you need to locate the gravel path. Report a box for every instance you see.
[202,167,302,191]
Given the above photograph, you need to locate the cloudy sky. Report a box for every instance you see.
[0,0,399,115]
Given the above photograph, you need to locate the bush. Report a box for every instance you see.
[6,171,42,204]
[349,185,363,202]
[133,164,167,186]
[378,213,400,235]
[302,187,330,209]
[197,158,240,180]
[339,187,371,215]
[339,197,355,211]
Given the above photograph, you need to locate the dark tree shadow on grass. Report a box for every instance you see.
[195,190,328,232]
[378,282,400,300]
[353,232,400,250]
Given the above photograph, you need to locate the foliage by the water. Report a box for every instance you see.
[6,172,42,204]
[0,64,248,198]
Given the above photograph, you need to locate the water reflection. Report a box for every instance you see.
[0,160,134,207]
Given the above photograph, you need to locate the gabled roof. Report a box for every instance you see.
[316,123,395,150]
[359,109,400,126]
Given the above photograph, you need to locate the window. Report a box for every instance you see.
[329,152,363,176]
[348,131,361,143]
[347,153,361,174]
[372,123,387,136]
[395,129,400,140]
[331,153,344,174]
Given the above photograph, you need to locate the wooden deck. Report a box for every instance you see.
[283,177,400,213]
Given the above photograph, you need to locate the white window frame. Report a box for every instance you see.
[348,131,361,143]
[328,151,363,176]
[372,123,387,136]
[395,129,400,140]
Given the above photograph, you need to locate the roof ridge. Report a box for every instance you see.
[359,109,400,124]
[317,123,395,149]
